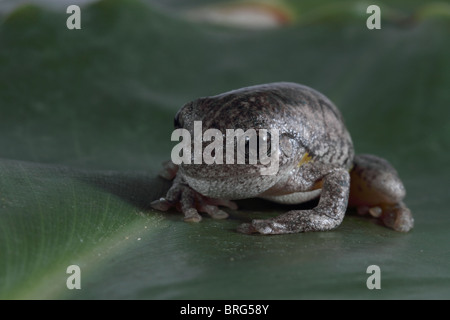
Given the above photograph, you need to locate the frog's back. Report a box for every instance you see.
[202,82,354,168]
[267,82,354,169]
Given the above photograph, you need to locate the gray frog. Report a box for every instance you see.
[151,82,413,234]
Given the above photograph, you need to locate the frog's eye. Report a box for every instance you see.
[174,110,183,129]
[279,133,294,157]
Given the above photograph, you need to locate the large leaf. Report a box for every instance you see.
[1,0,449,299]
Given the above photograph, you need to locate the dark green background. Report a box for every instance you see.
[0,0,449,299]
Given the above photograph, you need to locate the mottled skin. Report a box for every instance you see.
[151,82,414,234]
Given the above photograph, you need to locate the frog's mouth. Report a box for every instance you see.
[180,162,261,178]
[180,157,280,176]
[181,166,279,200]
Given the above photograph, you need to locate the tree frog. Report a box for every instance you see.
[151,82,413,234]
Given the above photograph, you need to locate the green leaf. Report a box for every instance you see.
[1,0,449,299]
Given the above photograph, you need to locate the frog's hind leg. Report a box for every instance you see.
[349,154,414,232]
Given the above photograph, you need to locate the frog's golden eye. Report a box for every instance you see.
[298,152,312,167]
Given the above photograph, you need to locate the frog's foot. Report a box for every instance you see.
[237,210,343,234]
[356,202,414,232]
[151,180,237,222]
[238,168,350,235]
[349,154,414,232]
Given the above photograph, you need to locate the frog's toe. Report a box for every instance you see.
[150,198,173,211]
[183,208,202,222]
[250,220,277,234]
[237,219,286,235]
[197,202,229,220]
[381,202,414,232]
[207,198,238,210]
[236,222,258,234]
[209,208,229,220]
[356,205,382,218]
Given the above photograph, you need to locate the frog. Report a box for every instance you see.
[151,82,414,234]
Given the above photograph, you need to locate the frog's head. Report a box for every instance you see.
[170,95,304,199]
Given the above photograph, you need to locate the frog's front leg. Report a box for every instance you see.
[238,169,350,235]
[348,154,413,232]
[151,165,237,222]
